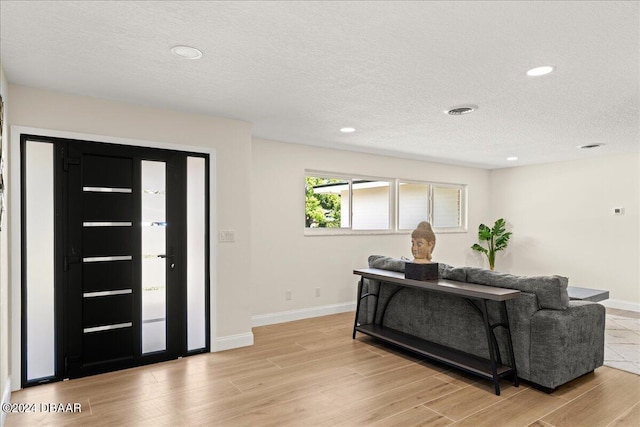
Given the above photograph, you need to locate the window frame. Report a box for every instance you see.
[304,170,467,236]
[429,182,468,232]
[397,179,432,231]
[304,171,396,235]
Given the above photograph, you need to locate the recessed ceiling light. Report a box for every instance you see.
[340,127,356,133]
[170,45,203,59]
[445,105,478,115]
[506,156,519,161]
[526,66,555,77]
[577,143,604,149]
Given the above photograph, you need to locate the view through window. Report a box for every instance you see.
[305,172,466,233]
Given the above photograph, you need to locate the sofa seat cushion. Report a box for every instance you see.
[466,268,570,310]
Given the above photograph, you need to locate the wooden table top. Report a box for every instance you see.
[354,268,520,302]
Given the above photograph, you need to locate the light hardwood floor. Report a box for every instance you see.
[6,312,640,427]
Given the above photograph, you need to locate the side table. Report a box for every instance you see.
[568,286,609,302]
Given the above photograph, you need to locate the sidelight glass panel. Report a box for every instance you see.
[187,157,206,351]
[141,161,167,354]
[25,140,55,381]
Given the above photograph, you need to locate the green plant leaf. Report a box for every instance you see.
[492,218,507,235]
[471,243,488,254]
[478,224,492,241]
[495,232,512,251]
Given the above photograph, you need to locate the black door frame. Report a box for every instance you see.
[20,134,211,387]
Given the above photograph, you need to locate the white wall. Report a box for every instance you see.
[251,138,491,321]
[490,154,640,309]
[3,82,638,403]
[0,67,11,423]
[7,85,255,389]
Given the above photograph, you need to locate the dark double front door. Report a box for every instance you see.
[22,136,209,385]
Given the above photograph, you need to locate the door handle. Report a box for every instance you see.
[64,256,81,272]
[158,254,175,269]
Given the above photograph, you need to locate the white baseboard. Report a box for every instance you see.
[213,332,254,352]
[1,377,11,427]
[601,298,640,313]
[252,302,356,327]
[212,302,356,351]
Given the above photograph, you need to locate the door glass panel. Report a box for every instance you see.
[141,161,167,354]
[25,140,55,381]
[187,157,206,351]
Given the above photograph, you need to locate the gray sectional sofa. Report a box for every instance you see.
[356,255,606,391]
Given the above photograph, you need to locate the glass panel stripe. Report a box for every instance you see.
[83,322,133,334]
[83,255,132,263]
[83,187,132,193]
[83,222,133,227]
[142,318,166,324]
[83,289,133,298]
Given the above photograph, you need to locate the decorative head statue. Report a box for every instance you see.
[411,221,436,263]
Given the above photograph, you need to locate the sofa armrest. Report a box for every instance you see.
[529,301,605,389]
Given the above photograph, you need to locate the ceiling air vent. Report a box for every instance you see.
[445,105,478,115]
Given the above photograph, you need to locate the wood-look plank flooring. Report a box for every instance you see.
[6,311,640,426]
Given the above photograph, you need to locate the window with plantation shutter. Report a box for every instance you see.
[398,182,430,230]
[433,186,462,228]
[305,170,466,235]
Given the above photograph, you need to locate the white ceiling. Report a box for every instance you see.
[1,1,638,169]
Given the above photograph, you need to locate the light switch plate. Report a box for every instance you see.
[218,230,235,242]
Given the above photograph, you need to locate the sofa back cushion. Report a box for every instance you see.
[367,255,467,281]
[465,268,569,310]
[439,264,468,282]
[366,255,569,310]
[368,255,405,272]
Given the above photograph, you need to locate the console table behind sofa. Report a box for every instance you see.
[353,268,520,396]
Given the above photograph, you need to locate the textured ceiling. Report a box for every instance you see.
[1,1,638,169]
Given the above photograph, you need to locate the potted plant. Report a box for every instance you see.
[471,218,512,271]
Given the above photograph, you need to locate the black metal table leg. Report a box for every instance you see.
[501,301,519,387]
[480,299,501,395]
[353,277,364,339]
[371,281,380,325]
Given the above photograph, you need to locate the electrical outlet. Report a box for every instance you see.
[613,207,625,216]
[286,290,292,301]
[315,287,320,297]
